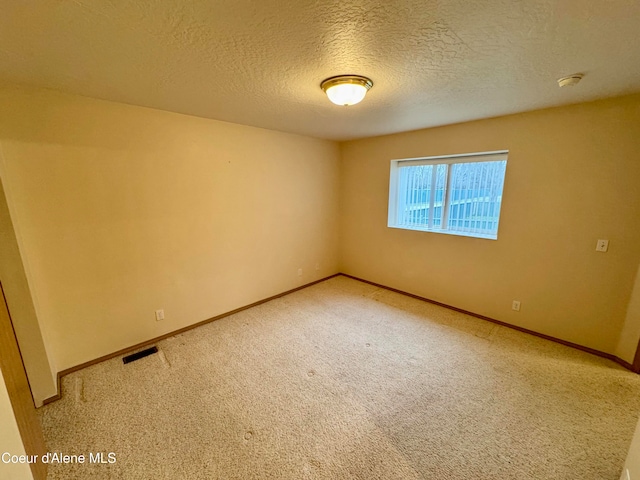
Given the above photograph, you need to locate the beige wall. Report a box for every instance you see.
[617,265,640,364]
[0,84,340,372]
[340,94,640,355]
[0,369,34,480]
[0,177,56,405]
[621,416,640,480]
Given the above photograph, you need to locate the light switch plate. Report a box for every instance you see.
[596,239,609,252]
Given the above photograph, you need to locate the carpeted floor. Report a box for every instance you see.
[40,276,640,479]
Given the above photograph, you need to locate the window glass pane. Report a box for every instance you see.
[398,165,432,228]
[447,160,506,235]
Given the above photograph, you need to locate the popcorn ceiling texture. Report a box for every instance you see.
[40,276,640,479]
[1,0,639,140]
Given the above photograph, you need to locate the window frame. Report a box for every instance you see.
[387,150,508,240]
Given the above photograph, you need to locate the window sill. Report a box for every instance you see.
[388,224,498,240]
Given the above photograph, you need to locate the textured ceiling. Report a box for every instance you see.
[1,0,640,140]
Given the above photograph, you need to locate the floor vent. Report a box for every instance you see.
[123,346,158,364]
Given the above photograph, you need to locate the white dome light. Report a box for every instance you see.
[321,75,373,106]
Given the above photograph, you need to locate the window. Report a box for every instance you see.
[388,151,508,239]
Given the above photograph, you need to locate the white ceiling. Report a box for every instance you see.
[1,0,639,141]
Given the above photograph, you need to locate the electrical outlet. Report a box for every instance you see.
[155,309,164,321]
[297,268,303,277]
[512,300,521,312]
[315,263,320,271]
[596,239,609,252]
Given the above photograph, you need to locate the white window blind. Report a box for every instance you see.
[388,151,508,239]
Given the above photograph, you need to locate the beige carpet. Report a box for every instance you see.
[40,276,640,479]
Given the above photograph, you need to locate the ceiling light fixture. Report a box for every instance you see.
[321,75,373,106]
